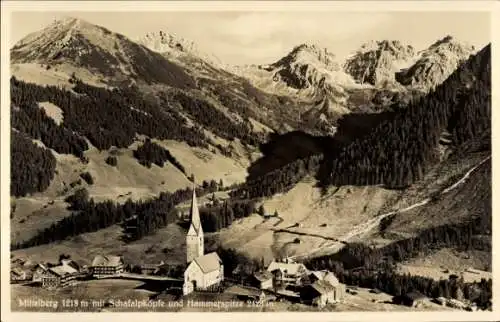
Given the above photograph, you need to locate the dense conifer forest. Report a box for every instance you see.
[10,131,57,197]
[10,77,208,150]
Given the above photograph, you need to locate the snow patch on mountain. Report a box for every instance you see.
[396,36,476,91]
[137,31,224,68]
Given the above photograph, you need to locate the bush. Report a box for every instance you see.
[79,172,94,185]
[105,156,118,167]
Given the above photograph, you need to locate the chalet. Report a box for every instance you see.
[306,270,345,301]
[10,267,31,283]
[32,263,49,282]
[11,257,25,266]
[300,280,341,307]
[267,260,308,286]
[182,186,224,295]
[183,252,224,295]
[252,271,273,290]
[140,261,165,275]
[308,270,339,285]
[41,264,80,289]
[394,291,430,308]
[90,255,124,278]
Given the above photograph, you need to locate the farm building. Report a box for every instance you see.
[32,263,49,282]
[308,270,340,286]
[394,291,430,308]
[90,255,124,278]
[267,259,308,287]
[10,267,31,283]
[140,261,165,275]
[252,271,274,290]
[300,280,344,307]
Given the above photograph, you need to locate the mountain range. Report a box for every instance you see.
[9,17,491,300]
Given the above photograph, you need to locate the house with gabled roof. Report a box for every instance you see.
[32,263,49,282]
[10,267,31,283]
[252,271,274,290]
[41,263,80,289]
[90,255,124,278]
[300,279,343,307]
[267,259,308,286]
[308,270,340,286]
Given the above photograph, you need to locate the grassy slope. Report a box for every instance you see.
[11,222,187,267]
[11,134,254,246]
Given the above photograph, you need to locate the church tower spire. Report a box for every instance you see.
[186,182,204,263]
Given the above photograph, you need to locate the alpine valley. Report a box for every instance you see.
[9,17,491,311]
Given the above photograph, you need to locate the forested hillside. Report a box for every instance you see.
[10,131,57,197]
[10,77,264,197]
[235,44,490,199]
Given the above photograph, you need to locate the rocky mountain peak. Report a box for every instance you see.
[343,40,416,86]
[138,30,198,54]
[137,31,223,68]
[271,43,340,72]
[396,36,476,91]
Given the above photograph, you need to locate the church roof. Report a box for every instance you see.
[193,252,222,273]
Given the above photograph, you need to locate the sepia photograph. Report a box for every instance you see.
[1,0,497,319]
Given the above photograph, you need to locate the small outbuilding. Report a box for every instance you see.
[393,291,430,308]
[252,271,274,290]
[300,280,341,308]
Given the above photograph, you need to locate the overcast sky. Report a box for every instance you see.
[10,11,491,65]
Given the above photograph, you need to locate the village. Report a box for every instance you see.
[11,189,476,312]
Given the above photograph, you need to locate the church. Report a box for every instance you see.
[183,187,224,295]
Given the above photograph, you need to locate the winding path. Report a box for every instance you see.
[288,155,491,261]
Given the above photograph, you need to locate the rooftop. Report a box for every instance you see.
[91,255,123,267]
[193,252,222,273]
[49,264,79,277]
[267,261,307,276]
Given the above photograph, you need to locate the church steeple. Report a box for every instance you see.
[189,185,202,234]
[186,182,204,263]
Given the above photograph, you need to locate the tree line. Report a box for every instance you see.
[11,185,215,249]
[166,91,262,147]
[307,214,491,272]
[199,199,256,232]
